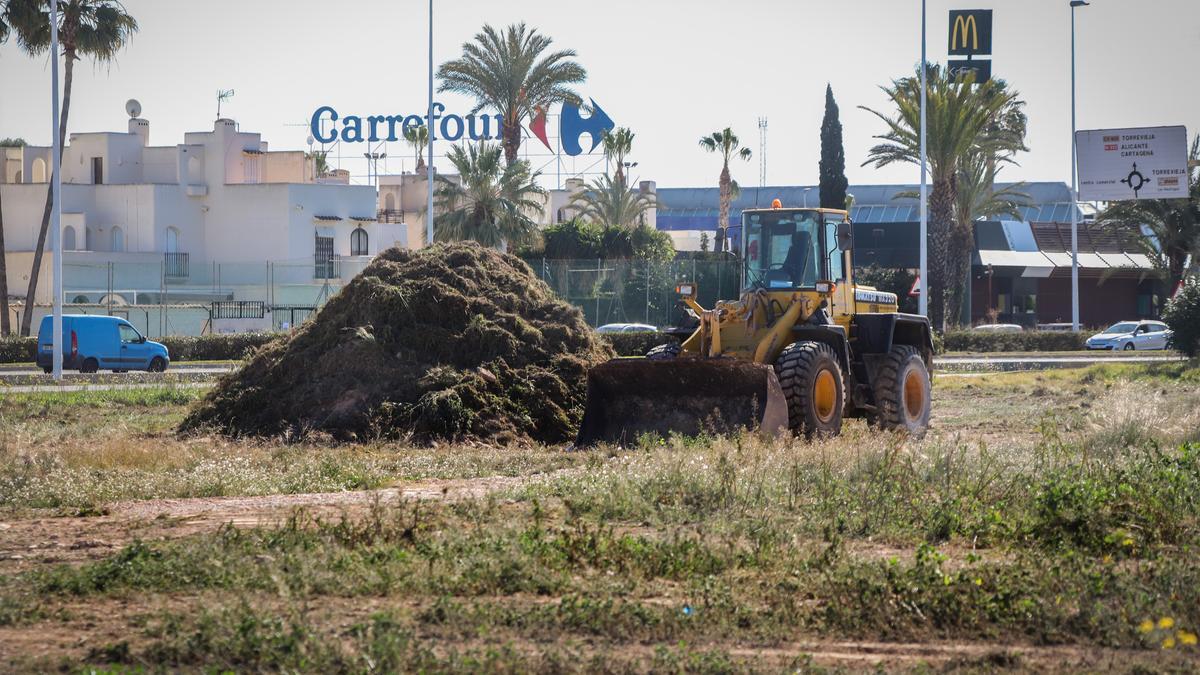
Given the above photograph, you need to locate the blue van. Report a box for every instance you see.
[37,315,170,374]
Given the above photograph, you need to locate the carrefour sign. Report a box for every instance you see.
[309,98,614,157]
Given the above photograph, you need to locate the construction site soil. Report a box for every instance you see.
[180,243,613,444]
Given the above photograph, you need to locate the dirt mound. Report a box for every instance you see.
[180,243,613,444]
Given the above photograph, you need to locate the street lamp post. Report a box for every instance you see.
[50,0,63,381]
[1069,0,1089,331]
[918,0,929,319]
[425,0,435,248]
[802,186,813,208]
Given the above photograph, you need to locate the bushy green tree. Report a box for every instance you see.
[819,84,847,211]
[1163,280,1200,357]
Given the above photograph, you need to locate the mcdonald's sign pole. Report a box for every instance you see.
[918,0,928,319]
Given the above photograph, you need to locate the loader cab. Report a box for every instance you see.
[741,207,851,291]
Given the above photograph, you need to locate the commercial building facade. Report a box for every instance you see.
[655,183,1161,327]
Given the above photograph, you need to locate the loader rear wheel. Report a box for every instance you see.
[774,341,843,437]
[873,345,931,435]
[645,343,682,360]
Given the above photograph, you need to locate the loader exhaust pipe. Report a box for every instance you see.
[574,358,789,447]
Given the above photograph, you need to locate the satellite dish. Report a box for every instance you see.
[125,99,142,118]
[306,135,315,146]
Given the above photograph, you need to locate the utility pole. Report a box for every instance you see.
[757,117,768,187]
[1069,0,1089,331]
[50,0,63,381]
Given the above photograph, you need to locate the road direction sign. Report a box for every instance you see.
[1076,126,1190,201]
[948,59,991,83]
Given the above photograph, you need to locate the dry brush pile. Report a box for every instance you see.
[180,243,613,444]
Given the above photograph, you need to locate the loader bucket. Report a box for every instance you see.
[574,358,789,447]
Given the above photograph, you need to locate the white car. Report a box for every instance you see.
[1086,320,1173,351]
[596,323,658,334]
[972,323,1024,333]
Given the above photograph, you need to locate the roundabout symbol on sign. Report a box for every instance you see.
[1121,162,1149,198]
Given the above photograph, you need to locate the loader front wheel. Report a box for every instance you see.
[645,343,682,360]
[774,341,843,437]
[873,345,931,436]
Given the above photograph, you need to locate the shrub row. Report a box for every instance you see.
[942,330,1087,353]
[0,332,277,364]
[0,327,1096,365]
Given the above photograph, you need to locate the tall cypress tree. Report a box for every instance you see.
[819,84,848,210]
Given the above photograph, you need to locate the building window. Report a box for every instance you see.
[245,156,260,184]
[111,226,125,252]
[351,227,369,256]
[62,225,76,251]
[92,157,103,185]
[165,226,180,253]
[314,233,337,279]
[32,158,47,183]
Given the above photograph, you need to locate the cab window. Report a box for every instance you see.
[118,323,142,344]
[824,216,846,281]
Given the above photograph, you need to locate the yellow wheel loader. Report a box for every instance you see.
[576,203,934,445]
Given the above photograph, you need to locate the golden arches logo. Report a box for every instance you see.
[952,14,978,51]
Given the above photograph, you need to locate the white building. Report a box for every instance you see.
[1,105,406,332]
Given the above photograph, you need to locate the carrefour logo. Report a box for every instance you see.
[309,98,614,157]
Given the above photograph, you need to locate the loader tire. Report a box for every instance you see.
[646,343,682,360]
[872,345,931,436]
[774,341,843,437]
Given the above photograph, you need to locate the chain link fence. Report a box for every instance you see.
[13,256,743,336]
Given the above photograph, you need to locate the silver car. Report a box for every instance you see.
[1086,320,1173,351]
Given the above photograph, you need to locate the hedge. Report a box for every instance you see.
[0,332,277,364]
[0,327,1095,365]
[941,330,1086,352]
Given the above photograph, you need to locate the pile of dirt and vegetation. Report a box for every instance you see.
[180,243,613,444]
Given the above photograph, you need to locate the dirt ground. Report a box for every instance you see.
[2,364,1199,672]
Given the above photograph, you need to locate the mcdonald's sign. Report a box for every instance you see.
[948,10,992,56]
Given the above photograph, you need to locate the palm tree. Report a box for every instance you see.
[569,174,657,230]
[437,23,586,165]
[861,64,1026,331]
[7,0,137,336]
[1097,136,1200,300]
[0,137,26,336]
[305,150,330,178]
[699,128,752,254]
[431,141,545,250]
[601,127,634,185]
[404,124,428,172]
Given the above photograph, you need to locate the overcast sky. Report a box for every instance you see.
[2,0,1197,190]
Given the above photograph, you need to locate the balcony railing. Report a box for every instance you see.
[378,209,404,224]
[314,254,341,280]
[164,252,189,279]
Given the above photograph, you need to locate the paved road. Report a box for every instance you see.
[935,354,1181,365]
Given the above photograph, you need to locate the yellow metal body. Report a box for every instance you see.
[679,208,899,366]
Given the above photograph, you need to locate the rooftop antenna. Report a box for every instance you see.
[216,89,235,119]
[757,117,768,188]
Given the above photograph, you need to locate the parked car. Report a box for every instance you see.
[37,314,170,373]
[1086,320,1173,351]
[596,323,658,334]
[972,323,1024,333]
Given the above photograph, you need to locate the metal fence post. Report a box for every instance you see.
[645,259,650,325]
